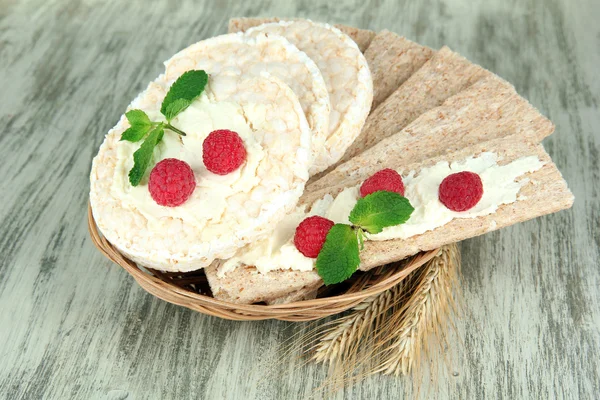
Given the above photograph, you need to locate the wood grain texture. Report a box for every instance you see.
[0,0,598,398]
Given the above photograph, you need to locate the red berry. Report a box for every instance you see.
[438,171,483,212]
[360,168,405,197]
[148,158,196,207]
[293,216,335,258]
[202,129,247,175]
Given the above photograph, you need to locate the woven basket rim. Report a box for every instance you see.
[88,203,438,321]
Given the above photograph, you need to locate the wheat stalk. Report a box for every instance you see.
[253,244,460,397]
[311,282,404,363]
[374,243,460,376]
[308,243,460,384]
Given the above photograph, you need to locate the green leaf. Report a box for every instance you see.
[164,99,191,121]
[349,191,414,234]
[120,110,152,142]
[160,70,208,121]
[120,126,149,142]
[128,124,164,186]
[316,224,361,285]
[125,109,151,128]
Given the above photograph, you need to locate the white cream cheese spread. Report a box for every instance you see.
[112,95,267,241]
[219,152,545,276]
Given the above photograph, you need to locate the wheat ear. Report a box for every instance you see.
[373,243,460,376]
[311,282,404,364]
[309,243,460,387]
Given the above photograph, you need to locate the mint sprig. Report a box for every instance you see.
[120,70,208,186]
[316,224,361,286]
[315,190,414,285]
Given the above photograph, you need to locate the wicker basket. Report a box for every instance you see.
[88,204,438,321]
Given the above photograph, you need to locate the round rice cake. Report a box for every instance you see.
[90,71,312,272]
[164,33,330,170]
[246,20,373,173]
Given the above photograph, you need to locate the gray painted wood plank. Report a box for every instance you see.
[0,0,598,398]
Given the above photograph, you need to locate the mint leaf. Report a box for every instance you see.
[316,224,360,285]
[164,99,191,121]
[349,191,414,234]
[160,70,208,121]
[128,124,164,186]
[121,110,152,142]
[126,109,152,128]
[121,126,150,142]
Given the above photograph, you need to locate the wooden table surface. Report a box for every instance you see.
[1,0,598,398]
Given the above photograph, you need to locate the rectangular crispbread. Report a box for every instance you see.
[267,287,319,305]
[228,17,376,52]
[205,264,321,305]
[365,30,434,110]
[309,136,573,270]
[205,134,573,303]
[331,46,489,172]
[308,72,554,194]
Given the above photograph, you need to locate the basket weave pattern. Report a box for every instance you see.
[88,204,438,321]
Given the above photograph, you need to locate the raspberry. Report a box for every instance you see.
[293,216,335,258]
[202,129,247,175]
[359,168,405,197]
[148,158,196,207]
[438,171,483,212]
